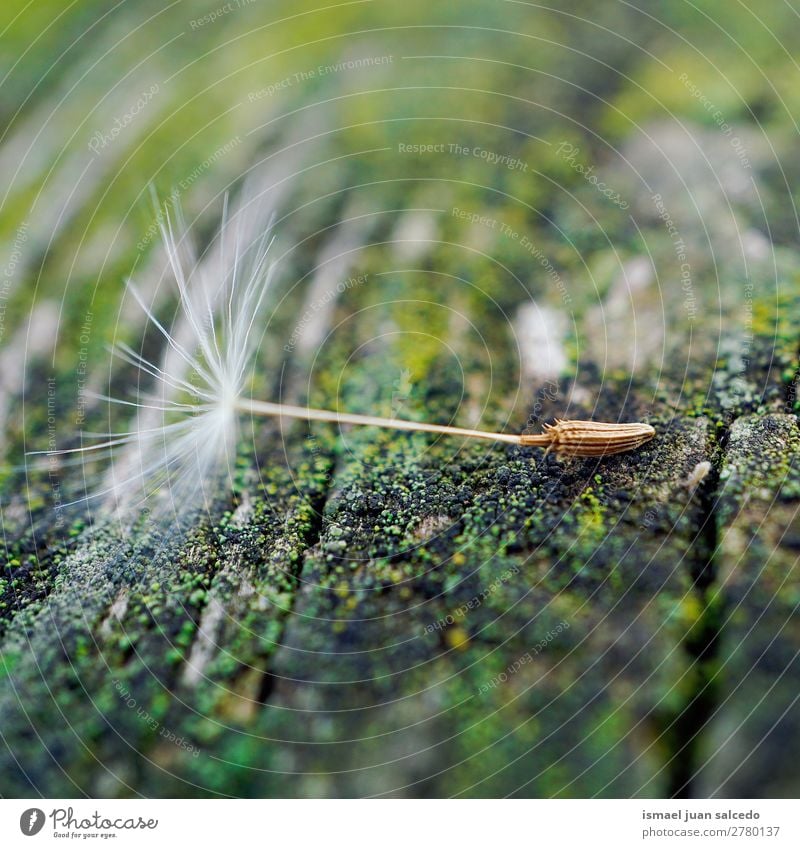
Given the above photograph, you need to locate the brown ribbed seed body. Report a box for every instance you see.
[519,419,655,458]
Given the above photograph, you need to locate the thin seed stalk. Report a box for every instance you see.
[235,398,527,444]
[234,399,655,457]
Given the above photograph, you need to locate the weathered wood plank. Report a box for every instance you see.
[2,0,800,800]
[696,415,800,797]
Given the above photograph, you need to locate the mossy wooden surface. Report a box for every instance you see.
[1,0,799,797]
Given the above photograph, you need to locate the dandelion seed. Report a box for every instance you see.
[36,200,655,521]
[520,419,656,457]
